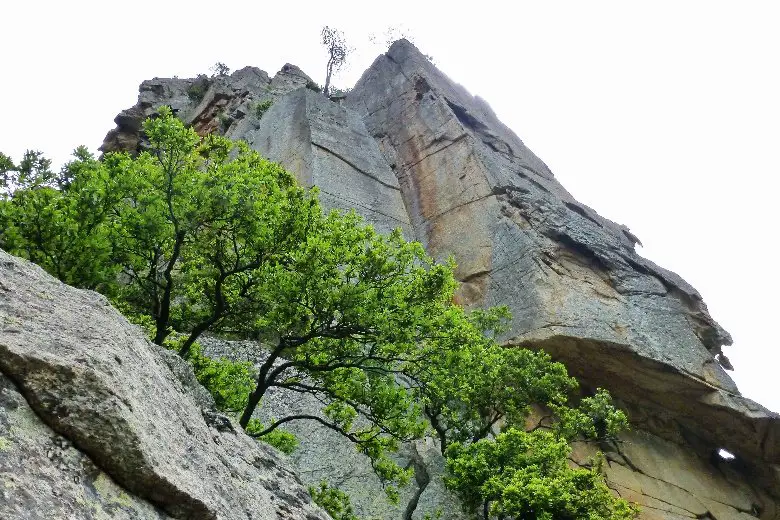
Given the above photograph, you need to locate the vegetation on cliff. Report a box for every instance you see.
[0,109,636,519]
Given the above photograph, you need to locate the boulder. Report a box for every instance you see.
[0,250,329,520]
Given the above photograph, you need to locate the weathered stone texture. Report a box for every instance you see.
[347,39,733,384]
[100,63,307,157]
[0,251,329,520]
[101,65,411,237]
[0,372,170,520]
[572,429,778,520]
[245,88,412,235]
[347,39,780,512]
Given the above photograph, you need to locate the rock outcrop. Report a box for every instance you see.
[346,41,780,519]
[0,250,330,520]
[98,40,780,520]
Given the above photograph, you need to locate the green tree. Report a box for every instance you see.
[1,150,54,191]
[1,110,319,350]
[407,307,634,519]
[234,212,462,492]
[0,152,15,192]
[0,147,118,289]
[254,99,273,118]
[0,109,431,494]
[309,482,361,520]
[445,429,638,520]
[411,307,576,453]
[210,62,230,77]
[94,107,318,348]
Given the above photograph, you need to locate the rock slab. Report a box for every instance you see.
[0,250,330,520]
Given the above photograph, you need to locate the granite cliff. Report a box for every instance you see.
[1,39,775,520]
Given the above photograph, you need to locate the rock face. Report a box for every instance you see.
[0,250,330,520]
[100,41,780,519]
[245,87,412,235]
[345,41,780,519]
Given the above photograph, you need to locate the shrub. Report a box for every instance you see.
[309,482,360,520]
[254,99,273,119]
[217,110,231,132]
[445,428,639,520]
[187,74,211,102]
[329,87,351,98]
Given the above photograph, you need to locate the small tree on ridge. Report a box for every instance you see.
[321,26,350,97]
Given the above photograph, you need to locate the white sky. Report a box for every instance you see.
[2,1,778,412]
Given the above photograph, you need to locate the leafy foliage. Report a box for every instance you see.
[254,99,273,118]
[408,306,634,518]
[445,428,638,520]
[210,62,230,77]
[187,342,255,414]
[309,482,361,520]
[0,152,15,192]
[245,418,299,454]
[0,150,54,193]
[555,388,629,442]
[412,307,575,451]
[328,87,352,98]
[122,311,301,454]
[0,147,118,290]
[104,107,318,350]
[217,110,232,132]
[187,74,211,102]
[236,212,463,494]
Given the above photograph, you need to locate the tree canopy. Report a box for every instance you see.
[446,428,638,520]
[0,108,637,519]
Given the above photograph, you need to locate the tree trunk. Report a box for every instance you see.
[153,231,185,346]
[323,55,334,97]
[239,381,266,428]
[178,321,211,358]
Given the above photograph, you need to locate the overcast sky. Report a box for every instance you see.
[2,1,778,412]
